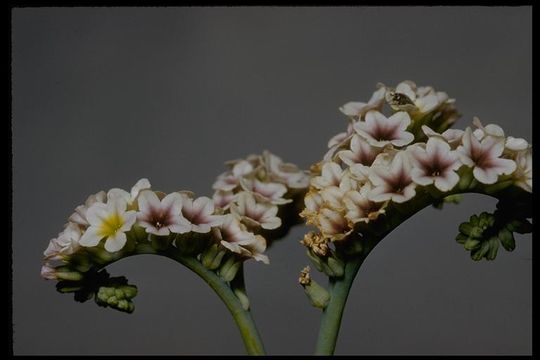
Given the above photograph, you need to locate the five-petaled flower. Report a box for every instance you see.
[79,197,137,252]
[339,86,386,119]
[456,128,517,185]
[368,152,417,203]
[136,190,191,236]
[354,110,414,148]
[215,214,269,263]
[230,191,281,230]
[180,195,224,233]
[409,137,462,192]
[337,134,382,167]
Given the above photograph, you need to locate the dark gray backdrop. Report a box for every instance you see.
[12,7,532,355]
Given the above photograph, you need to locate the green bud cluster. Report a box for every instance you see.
[456,207,532,261]
[56,269,138,313]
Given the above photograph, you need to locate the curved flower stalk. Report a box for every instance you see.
[41,151,309,355]
[299,80,532,355]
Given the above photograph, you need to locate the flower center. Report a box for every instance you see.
[98,212,124,237]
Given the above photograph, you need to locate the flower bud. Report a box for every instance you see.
[298,266,330,309]
[54,266,84,281]
[201,243,226,270]
[218,256,241,282]
[233,288,250,311]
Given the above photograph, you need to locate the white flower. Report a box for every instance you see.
[216,214,269,264]
[262,151,309,189]
[240,178,290,204]
[107,178,152,207]
[79,198,137,252]
[472,117,529,153]
[513,149,532,192]
[422,125,464,149]
[213,160,255,191]
[311,162,344,189]
[213,190,236,210]
[324,122,355,162]
[456,128,517,185]
[230,192,281,230]
[409,137,462,192]
[317,207,351,241]
[343,183,387,224]
[337,134,382,166]
[68,191,107,227]
[368,151,417,203]
[44,223,82,260]
[354,111,414,148]
[180,195,224,233]
[136,190,191,236]
[339,86,386,119]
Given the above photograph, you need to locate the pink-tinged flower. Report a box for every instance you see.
[240,178,290,204]
[324,122,354,162]
[68,191,107,228]
[44,223,82,260]
[213,160,255,191]
[262,151,309,189]
[409,137,462,192]
[107,178,152,208]
[337,134,382,166]
[343,184,387,224]
[41,263,57,280]
[339,86,386,119]
[456,128,517,185]
[215,214,269,264]
[230,192,281,230]
[180,195,224,233]
[354,110,414,148]
[368,152,417,203]
[513,149,532,192]
[311,162,344,189]
[317,207,352,241]
[213,190,236,210]
[422,125,464,149]
[79,198,137,252]
[136,190,191,236]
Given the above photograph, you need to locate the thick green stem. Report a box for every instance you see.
[169,253,265,355]
[113,244,266,355]
[314,256,364,355]
[312,185,530,355]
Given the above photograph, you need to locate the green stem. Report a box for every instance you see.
[314,256,365,355]
[113,244,266,355]
[312,186,530,355]
[168,252,266,355]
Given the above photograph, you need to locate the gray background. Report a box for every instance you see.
[12,7,532,355]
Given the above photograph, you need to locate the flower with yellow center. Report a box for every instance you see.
[79,198,137,252]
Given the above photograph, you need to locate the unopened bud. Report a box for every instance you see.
[298,267,330,309]
[218,256,241,282]
[201,243,226,270]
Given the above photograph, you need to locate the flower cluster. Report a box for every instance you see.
[301,81,532,257]
[211,150,309,261]
[42,151,310,291]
